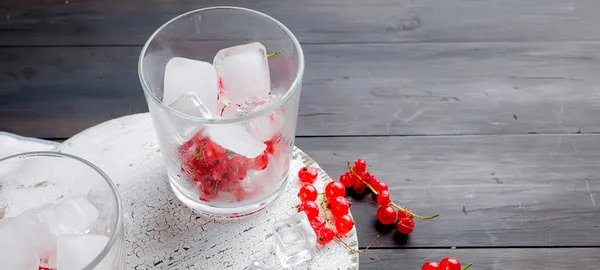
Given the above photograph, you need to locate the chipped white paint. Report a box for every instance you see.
[55,113,359,270]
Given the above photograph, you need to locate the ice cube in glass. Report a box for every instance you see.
[0,218,40,270]
[57,234,110,270]
[214,42,271,105]
[47,194,100,235]
[164,57,219,114]
[272,212,317,268]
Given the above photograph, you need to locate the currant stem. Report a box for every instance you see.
[335,234,380,254]
[267,50,282,58]
[320,195,335,228]
[462,264,473,270]
[346,162,440,221]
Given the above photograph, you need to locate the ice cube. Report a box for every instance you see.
[169,91,214,119]
[47,195,100,235]
[271,212,317,268]
[16,204,57,264]
[56,234,110,270]
[205,124,266,158]
[0,218,40,270]
[164,57,219,115]
[87,189,116,235]
[214,42,271,105]
[237,95,284,142]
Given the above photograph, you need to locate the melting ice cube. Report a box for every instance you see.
[205,124,266,158]
[164,57,219,115]
[214,42,271,105]
[16,204,57,266]
[0,219,40,270]
[56,234,110,270]
[169,92,214,119]
[47,195,100,235]
[271,212,317,268]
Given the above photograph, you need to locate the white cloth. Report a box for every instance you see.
[0,132,59,160]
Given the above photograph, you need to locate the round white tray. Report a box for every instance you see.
[55,113,359,270]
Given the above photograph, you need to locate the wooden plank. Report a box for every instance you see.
[360,248,600,269]
[2,0,600,45]
[294,135,600,247]
[3,42,600,138]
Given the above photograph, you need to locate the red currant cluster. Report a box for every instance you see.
[422,257,472,270]
[297,166,355,246]
[341,159,439,235]
[178,130,282,202]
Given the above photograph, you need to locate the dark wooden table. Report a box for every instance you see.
[2,0,600,269]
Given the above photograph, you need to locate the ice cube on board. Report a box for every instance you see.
[0,219,40,270]
[272,212,317,268]
[164,57,219,115]
[214,42,271,105]
[56,234,110,270]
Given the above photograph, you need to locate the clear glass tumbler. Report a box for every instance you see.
[138,7,304,217]
[0,151,125,270]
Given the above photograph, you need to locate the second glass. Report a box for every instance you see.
[138,7,304,217]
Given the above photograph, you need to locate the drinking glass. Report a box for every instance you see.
[138,7,304,217]
[0,151,125,269]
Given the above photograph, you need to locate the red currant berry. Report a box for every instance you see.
[397,208,414,220]
[251,152,269,170]
[232,188,248,201]
[328,196,350,217]
[372,181,389,193]
[228,156,248,181]
[353,159,367,173]
[265,133,281,155]
[352,181,366,194]
[309,216,326,232]
[316,226,335,245]
[364,174,377,185]
[298,166,318,184]
[396,217,415,234]
[335,214,354,236]
[299,201,319,220]
[203,141,226,165]
[376,206,396,225]
[298,184,318,202]
[325,181,346,199]
[376,190,391,206]
[212,161,230,181]
[339,172,355,188]
[421,262,440,270]
[439,257,461,270]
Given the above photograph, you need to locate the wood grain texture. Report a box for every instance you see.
[360,248,600,270]
[2,0,600,45]
[294,135,600,247]
[3,42,600,138]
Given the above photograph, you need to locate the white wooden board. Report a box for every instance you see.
[54,113,359,270]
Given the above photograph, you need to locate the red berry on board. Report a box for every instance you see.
[298,166,318,184]
[203,141,226,165]
[299,201,319,220]
[328,196,351,217]
[316,226,335,245]
[335,214,354,236]
[298,184,318,202]
[421,261,440,270]
[251,152,269,170]
[376,190,391,206]
[372,181,389,193]
[439,257,461,270]
[396,217,415,235]
[339,172,355,187]
[376,206,396,225]
[325,181,346,199]
[397,208,414,220]
[352,180,366,194]
[353,159,367,173]
[309,216,326,231]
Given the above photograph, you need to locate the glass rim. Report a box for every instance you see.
[137,6,305,124]
[0,151,124,270]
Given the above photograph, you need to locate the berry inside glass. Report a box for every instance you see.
[139,7,304,217]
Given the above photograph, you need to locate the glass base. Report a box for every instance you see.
[168,175,288,218]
